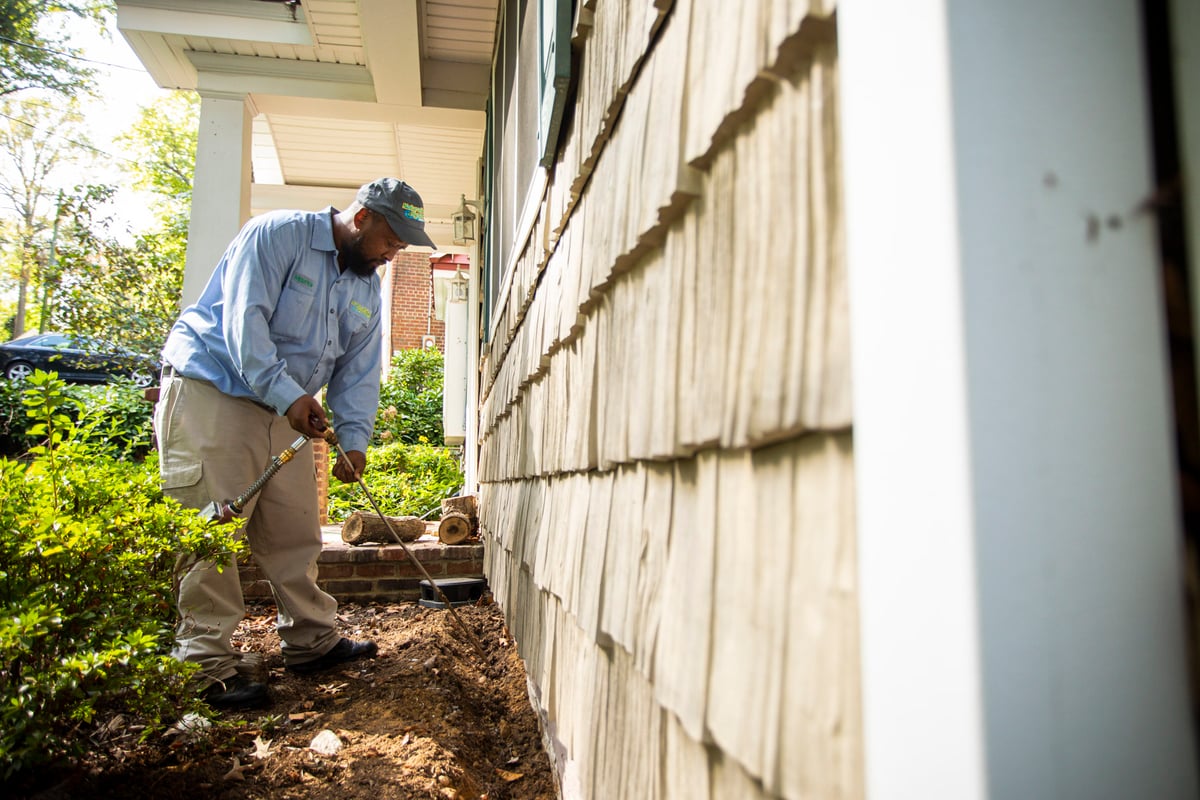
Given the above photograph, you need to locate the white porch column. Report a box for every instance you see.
[840,2,1199,799]
[182,92,253,308]
[464,244,480,491]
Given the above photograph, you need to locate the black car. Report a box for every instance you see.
[0,332,160,389]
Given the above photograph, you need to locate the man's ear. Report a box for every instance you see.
[353,206,373,230]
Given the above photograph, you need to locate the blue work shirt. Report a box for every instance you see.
[162,207,382,453]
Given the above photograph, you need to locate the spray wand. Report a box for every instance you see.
[197,426,489,664]
[197,434,310,524]
[321,427,489,664]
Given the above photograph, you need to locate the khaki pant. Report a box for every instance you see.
[154,375,339,680]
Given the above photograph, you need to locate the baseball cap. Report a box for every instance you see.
[356,177,437,249]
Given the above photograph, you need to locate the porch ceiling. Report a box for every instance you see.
[115,0,497,252]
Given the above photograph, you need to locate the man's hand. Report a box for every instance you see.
[285,395,328,438]
[332,450,366,484]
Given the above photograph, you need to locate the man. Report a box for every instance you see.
[155,178,436,708]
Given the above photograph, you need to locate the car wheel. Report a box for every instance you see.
[130,369,154,389]
[5,361,34,381]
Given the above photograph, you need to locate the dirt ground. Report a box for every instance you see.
[20,601,557,800]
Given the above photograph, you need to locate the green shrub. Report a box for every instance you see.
[0,374,153,459]
[0,372,244,778]
[73,379,156,459]
[327,440,462,521]
[375,348,445,446]
[0,379,37,455]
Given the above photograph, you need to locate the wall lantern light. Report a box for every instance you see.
[452,194,483,246]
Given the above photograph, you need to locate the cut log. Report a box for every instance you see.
[340,512,424,546]
[438,511,472,545]
[441,495,479,526]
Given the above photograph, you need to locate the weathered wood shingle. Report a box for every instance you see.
[480,2,857,798]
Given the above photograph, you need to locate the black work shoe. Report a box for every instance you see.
[286,637,378,675]
[201,674,270,709]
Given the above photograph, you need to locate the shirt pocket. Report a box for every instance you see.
[338,298,372,341]
[271,279,319,342]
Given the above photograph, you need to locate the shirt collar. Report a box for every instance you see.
[312,206,337,253]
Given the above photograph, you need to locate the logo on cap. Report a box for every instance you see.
[402,202,424,222]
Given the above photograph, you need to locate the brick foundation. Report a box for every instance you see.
[239,527,486,603]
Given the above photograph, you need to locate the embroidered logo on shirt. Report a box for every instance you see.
[291,274,314,289]
[351,300,371,319]
[402,202,424,222]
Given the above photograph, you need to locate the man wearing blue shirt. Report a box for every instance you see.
[155,178,436,708]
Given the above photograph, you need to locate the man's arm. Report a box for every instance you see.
[325,296,383,479]
[219,217,311,419]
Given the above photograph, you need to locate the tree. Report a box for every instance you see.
[0,96,92,337]
[50,91,197,354]
[0,1,104,99]
[115,90,198,217]
[51,187,188,355]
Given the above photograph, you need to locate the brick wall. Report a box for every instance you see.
[390,251,444,352]
[240,535,486,603]
[312,438,329,524]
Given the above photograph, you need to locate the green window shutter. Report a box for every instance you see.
[538,0,571,167]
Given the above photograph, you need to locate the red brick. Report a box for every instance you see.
[444,545,484,560]
[388,252,446,353]
[318,563,355,579]
[318,579,375,594]
[445,560,484,576]
[354,563,402,578]
[376,578,424,593]
[395,560,443,578]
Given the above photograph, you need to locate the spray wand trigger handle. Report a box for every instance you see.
[308,415,338,446]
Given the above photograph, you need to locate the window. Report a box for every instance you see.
[482,0,572,340]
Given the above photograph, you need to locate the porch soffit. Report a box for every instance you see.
[115,0,496,252]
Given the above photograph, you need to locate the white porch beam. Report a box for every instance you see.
[188,52,375,103]
[361,0,423,106]
[1172,0,1200,413]
[116,0,312,46]
[249,94,484,130]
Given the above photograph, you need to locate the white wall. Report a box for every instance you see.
[841,1,1199,798]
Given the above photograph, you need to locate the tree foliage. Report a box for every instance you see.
[0,90,199,355]
[0,96,92,337]
[46,91,198,354]
[50,184,187,356]
[0,0,105,99]
[326,441,463,522]
[114,90,197,216]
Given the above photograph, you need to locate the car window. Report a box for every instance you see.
[35,334,70,347]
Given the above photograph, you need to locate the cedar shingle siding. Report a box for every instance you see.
[479,2,859,797]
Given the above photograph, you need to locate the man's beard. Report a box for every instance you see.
[340,236,380,277]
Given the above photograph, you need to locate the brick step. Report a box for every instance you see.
[240,525,485,603]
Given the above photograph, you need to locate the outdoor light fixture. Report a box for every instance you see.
[450,268,469,302]
[452,194,483,246]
